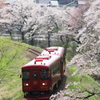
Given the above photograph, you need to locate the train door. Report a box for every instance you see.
[31,70,40,90]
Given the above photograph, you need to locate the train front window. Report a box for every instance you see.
[40,69,49,80]
[22,69,30,81]
[33,72,38,80]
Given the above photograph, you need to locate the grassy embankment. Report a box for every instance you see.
[66,66,100,100]
[0,38,42,100]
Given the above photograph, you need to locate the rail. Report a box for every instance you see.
[27,47,41,56]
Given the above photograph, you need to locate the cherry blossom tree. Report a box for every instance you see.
[0,0,73,46]
[38,7,70,47]
[0,0,6,8]
[75,0,100,68]
[68,0,100,81]
[65,1,100,99]
[50,0,100,99]
[68,3,90,32]
[0,0,42,41]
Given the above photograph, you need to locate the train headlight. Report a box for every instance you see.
[42,83,47,85]
[24,83,29,86]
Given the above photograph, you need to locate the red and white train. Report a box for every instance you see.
[21,47,66,100]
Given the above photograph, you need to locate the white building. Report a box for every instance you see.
[4,0,78,6]
[34,0,78,6]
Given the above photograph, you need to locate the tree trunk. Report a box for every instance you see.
[21,32,25,40]
[30,38,34,45]
[47,33,51,47]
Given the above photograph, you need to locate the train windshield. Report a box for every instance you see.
[33,72,38,80]
[40,69,49,80]
[22,69,30,81]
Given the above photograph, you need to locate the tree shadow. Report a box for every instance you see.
[53,75,67,94]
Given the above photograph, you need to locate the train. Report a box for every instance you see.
[21,47,66,100]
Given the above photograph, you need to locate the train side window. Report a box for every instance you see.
[33,72,38,80]
[52,62,60,76]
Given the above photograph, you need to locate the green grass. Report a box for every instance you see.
[0,55,28,100]
[0,38,42,100]
[66,66,100,100]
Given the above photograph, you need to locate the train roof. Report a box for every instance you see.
[22,47,65,68]
[41,47,64,56]
[23,54,60,68]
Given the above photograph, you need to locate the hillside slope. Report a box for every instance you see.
[0,38,41,100]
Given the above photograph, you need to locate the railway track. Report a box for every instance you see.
[27,47,41,56]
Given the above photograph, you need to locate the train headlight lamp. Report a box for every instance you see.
[26,83,29,86]
[24,83,29,86]
[42,83,47,85]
